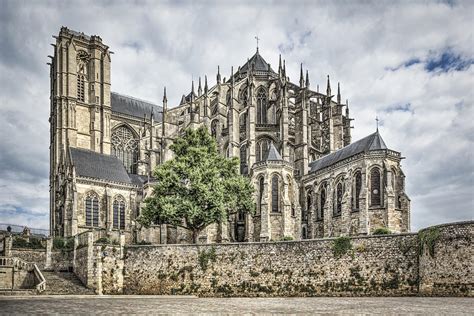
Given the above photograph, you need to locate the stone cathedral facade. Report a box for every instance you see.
[49,27,410,244]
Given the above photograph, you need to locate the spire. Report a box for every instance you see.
[231,66,234,86]
[217,65,221,84]
[345,99,350,116]
[204,75,208,94]
[283,59,286,78]
[198,77,202,96]
[305,70,310,88]
[337,82,341,104]
[326,75,331,96]
[299,63,304,88]
[191,80,195,98]
[317,84,319,93]
[151,107,154,122]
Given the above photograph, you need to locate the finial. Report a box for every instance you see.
[231,66,234,85]
[278,54,282,74]
[163,86,167,103]
[198,77,202,96]
[204,75,208,93]
[255,35,260,52]
[305,70,310,88]
[337,82,341,104]
[326,75,331,96]
[299,63,304,88]
[217,65,221,84]
[376,116,379,131]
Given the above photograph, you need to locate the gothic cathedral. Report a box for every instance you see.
[50,27,410,244]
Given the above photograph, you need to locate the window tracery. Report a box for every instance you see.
[111,126,139,174]
[257,88,267,124]
[370,168,382,206]
[85,192,99,227]
[113,197,126,230]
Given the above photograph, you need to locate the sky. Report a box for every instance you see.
[0,0,473,231]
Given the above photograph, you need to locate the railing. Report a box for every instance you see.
[33,264,46,293]
[0,256,46,292]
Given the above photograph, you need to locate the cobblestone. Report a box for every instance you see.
[0,296,473,314]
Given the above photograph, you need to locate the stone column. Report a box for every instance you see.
[359,168,369,235]
[4,235,12,257]
[341,177,351,236]
[259,175,270,242]
[45,237,53,270]
[160,224,167,244]
[324,181,333,237]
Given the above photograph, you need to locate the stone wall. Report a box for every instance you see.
[11,249,46,270]
[123,234,420,297]
[74,246,90,287]
[419,221,473,296]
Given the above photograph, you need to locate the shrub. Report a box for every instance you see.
[13,236,45,249]
[373,227,392,235]
[96,237,110,244]
[332,236,352,258]
[53,237,74,250]
[198,247,217,271]
[419,227,440,257]
[281,236,294,241]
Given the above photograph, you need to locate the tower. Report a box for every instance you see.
[49,27,112,236]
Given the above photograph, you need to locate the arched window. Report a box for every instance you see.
[271,175,279,213]
[211,120,218,138]
[77,74,85,102]
[111,126,139,174]
[353,171,362,210]
[370,168,382,206]
[334,182,343,216]
[257,88,267,124]
[256,139,272,162]
[318,186,326,220]
[76,55,87,102]
[240,145,247,175]
[258,176,264,214]
[113,197,126,230]
[85,193,99,227]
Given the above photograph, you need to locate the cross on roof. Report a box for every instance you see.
[255,35,260,51]
[376,116,379,131]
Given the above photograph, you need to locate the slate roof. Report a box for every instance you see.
[309,131,389,173]
[266,143,283,161]
[239,50,276,74]
[70,147,132,184]
[111,92,163,121]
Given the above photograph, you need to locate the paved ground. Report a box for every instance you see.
[0,296,473,314]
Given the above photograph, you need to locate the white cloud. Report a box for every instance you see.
[0,0,473,230]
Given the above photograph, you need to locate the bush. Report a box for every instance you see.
[332,236,352,258]
[96,237,110,244]
[373,227,392,235]
[53,237,74,250]
[281,236,294,241]
[419,227,440,258]
[12,236,45,249]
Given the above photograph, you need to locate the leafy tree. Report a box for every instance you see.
[139,127,255,243]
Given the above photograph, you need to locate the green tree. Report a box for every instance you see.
[139,127,255,243]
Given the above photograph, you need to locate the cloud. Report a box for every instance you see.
[0,0,473,231]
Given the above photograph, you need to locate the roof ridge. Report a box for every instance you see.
[111,91,160,107]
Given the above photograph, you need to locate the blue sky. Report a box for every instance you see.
[0,0,473,231]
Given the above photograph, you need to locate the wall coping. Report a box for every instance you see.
[417,220,474,233]
[125,232,418,249]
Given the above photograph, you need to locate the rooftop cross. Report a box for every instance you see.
[255,35,260,52]
[375,116,379,131]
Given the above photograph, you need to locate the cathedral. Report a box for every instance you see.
[49,27,410,244]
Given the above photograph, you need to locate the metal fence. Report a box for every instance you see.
[0,223,49,237]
